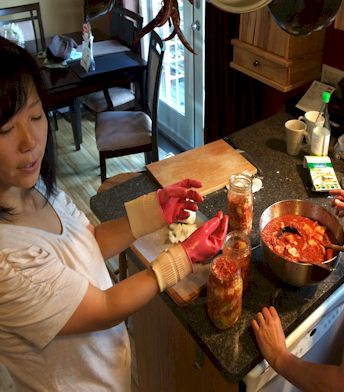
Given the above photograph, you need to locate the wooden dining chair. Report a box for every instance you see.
[0,3,46,53]
[84,0,115,22]
[82,6,143,114]
[95,31,165,182]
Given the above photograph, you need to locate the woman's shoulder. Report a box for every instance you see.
[35,178,64,203]
[36,178,89,226]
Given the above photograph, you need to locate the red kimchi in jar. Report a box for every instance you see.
[227,173,253,236]
[223,231,251,292]
[207,254,243,330]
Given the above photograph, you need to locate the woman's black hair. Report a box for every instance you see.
[0,37,56,217]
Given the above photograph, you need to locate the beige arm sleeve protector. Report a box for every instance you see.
[124,191,166,239]
[151,243,192,292]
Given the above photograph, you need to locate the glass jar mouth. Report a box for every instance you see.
[229,173,252,190]
[210,254,241,278]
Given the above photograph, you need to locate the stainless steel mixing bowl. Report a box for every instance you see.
[259,199,344,287]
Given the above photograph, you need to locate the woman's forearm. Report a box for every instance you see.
[60,268,160,335]
[94,216,135,260]
[275,351,344,392]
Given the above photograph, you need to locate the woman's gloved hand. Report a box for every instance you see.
[125,178,203,239]
[151,211,228,292]
[157,179,203,224]
[182,211,229,263]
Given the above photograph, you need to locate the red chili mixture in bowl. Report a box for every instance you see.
[261,214,335,263]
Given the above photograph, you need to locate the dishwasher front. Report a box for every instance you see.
[243,283,344,392]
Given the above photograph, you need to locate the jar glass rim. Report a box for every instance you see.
[229,173,252,189]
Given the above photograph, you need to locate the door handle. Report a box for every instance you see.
[191,20,200,31]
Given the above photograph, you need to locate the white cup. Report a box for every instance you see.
[285,119,308,156]
[311,126,330,156]
[298,111,325,144]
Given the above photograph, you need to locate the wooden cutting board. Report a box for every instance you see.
[130,213,210,306]
[146,139,257,195]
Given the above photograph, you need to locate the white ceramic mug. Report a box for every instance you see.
[311,126,330,156]
[285,119,308,156]
[298,111,325,144]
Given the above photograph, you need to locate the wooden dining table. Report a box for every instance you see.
[37,31,147,150]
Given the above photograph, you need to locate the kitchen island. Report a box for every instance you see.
[90,111,344,391]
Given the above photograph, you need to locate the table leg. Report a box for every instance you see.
[69,97,82,151]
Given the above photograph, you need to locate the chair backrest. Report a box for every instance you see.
[110,6,143,54]
[84,0,114,22]
[0,3,46,53]
[145,31,165,160]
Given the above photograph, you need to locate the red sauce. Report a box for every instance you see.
[261,214,335,263]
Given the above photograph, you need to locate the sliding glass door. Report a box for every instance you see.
[141,0,205,150]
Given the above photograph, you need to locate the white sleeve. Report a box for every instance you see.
[0,246,89,349]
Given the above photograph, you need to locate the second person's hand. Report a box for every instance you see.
[251,306,288,370]
[329,189,344,217]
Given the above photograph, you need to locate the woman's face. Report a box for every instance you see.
[0,84,48,191]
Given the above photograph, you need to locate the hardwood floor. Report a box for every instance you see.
[54,112,147,226]
[54,110,177,225]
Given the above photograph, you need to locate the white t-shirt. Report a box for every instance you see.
[0,182,131,391]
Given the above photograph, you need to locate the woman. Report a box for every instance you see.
[0,37,228,391]
[252,189,344,392]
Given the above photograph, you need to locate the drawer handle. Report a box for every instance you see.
[253,60,260,67]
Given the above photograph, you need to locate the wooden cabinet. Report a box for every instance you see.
[128,258,238,392]
[230,7,326,92]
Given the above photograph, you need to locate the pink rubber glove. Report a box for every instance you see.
[157,179,203,224]
[182,211,229,263]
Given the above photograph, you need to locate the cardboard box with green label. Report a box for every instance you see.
[304,156,341,192]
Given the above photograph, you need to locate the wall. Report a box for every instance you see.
[2,0,84,36]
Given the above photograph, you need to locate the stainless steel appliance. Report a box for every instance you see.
[244,283,344,391]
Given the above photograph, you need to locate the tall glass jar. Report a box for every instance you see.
[223,231,252,292]
[207,254,243,330]
[227,173,253,236]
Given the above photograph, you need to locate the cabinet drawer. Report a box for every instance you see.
[232,44,288,85]
[230,39,322,92]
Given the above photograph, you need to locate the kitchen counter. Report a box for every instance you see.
[90,110,344,385]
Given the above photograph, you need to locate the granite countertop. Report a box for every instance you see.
[90,110,344,383]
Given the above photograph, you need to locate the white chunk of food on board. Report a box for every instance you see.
[168,222,198,243]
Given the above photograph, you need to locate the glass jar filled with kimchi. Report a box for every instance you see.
[207,254,243,330]
[223,231,252,292]
[227,173,253,235]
